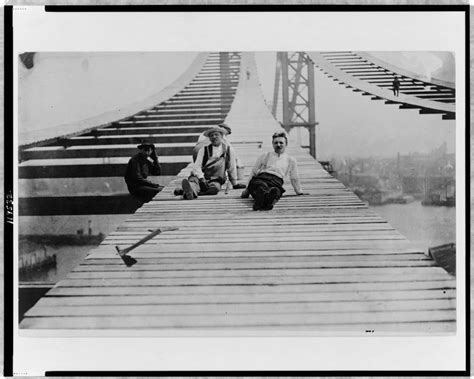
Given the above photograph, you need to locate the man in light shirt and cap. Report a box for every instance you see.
[241,131,305,210]
[192,122,232,162]
[179,126,245,200]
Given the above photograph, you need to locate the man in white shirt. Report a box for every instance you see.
[241,132,304,210]
[180,126,245,200]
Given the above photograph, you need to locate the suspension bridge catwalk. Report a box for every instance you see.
[308,51,455,120]
[20,53,455,332]
[19,52,241,217]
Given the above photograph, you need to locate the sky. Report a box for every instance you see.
[18,52,198,145]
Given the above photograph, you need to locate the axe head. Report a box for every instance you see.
[116,246,137,267]
[120,254,137,267]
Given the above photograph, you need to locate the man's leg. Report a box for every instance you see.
[263,187,282,210]
[199,181,221,196]
[248,178,270,211]
[182,175,200,200]
[132,185,162,203]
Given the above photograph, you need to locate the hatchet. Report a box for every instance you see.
[115,227,179,267]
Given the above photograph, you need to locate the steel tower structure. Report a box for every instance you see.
[272,52,318,158]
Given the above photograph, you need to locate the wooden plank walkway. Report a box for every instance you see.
[20,53,456,332]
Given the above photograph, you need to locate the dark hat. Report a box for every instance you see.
[218,123,232,135]
[137,140,155,149]
[203,126,226,137]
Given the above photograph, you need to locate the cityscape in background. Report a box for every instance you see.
[330,142,455,206]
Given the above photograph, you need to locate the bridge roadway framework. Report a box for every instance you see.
[20,53,455,332]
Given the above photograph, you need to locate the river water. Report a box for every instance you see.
[19,244,93,283]
[19,201,456,284]
[370,200,456,253]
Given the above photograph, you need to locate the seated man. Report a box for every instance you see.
[124,141,163,203]
[192,123,244,179]
[180,126,245,200]
[242,132,304,210]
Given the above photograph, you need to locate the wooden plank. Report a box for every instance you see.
[46,279,456,297]
[66,266,448,279]
[121,217,388,225]
[77,254,433,266]
[104,228,402,237]
[87,248,426,259]
[35,289,456,307]
[108,224,397,233]
[27,299,455,318]
[73,259,435,272]
[56,273,451,287]
[244,322,456,332]
[21,310,456,329]
[100,235,407,246]
[19,319,455,333]
[103,229,404,238]
[90,240,415,254]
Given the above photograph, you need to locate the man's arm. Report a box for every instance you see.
[226,145,238,185]
[148,148,161,176]
[289,157,304,194]
[191,146,205,179]
[246,153,266,186]
[129,158,155,186]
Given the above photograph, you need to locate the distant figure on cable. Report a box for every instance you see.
[124,141,163,203]
[241,132,305,211]
[392,76,400,97]
[177,126,245,200]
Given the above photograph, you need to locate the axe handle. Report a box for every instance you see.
[118,227,179,256]
[148,227,179,233]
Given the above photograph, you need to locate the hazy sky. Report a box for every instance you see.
[254,52,456,160]
[18,52,198,145]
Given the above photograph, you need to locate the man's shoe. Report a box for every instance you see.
[241,189,250,198]
[173,188,184,196]
[182,179,195,200]
[253,187,266,211]
[263,187,280,210]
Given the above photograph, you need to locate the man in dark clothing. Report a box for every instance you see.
[392,76,400,97]
[124,142,163,203]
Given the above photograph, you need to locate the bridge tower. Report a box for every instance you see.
[272,52,318,158]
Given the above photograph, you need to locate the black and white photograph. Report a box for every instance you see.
[7,5,468,375]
